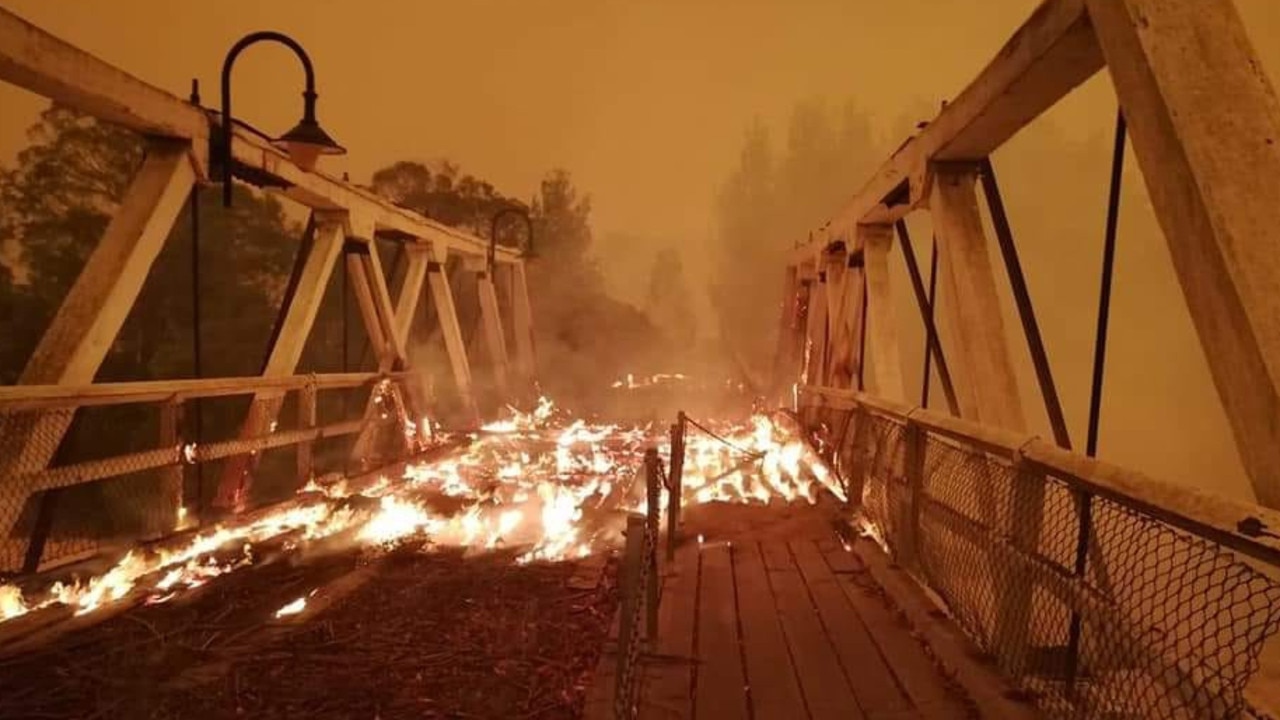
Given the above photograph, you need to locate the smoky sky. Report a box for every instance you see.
[2,0,1280,504]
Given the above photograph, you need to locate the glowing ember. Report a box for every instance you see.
[275,596,307,618]
[0,397,843,627]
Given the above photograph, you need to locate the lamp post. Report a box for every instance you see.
[489,206,536,273]
[219,31,345,207]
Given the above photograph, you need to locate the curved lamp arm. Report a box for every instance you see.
[489,206,536,273]
[220,31,318,208]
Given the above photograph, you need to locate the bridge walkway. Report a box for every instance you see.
[585,503,1031,720]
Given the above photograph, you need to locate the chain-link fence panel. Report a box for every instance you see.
[805,395,1280,720]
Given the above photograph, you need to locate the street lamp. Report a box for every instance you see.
[219,31,345,207]
[489,206,536,273]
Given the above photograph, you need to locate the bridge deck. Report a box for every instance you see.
[585,503,1017,720]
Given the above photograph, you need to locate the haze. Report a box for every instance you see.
[3,0,1280,504]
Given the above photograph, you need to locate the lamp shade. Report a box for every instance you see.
[274,119,345,171]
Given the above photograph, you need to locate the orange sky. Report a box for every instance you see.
[3,1,1280,504]
[9,0,1275,243]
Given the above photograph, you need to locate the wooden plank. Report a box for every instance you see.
[347,251,390,365]
[861,225,905,402]
[829,264,865,390]
[213,217,344,509]
[639,544,700,720]
[759,542,864,720]
[851,538,1039,720]
[1086,0,1280,508]
[694,543,748,720]
[732,539,808,719]
[509,262,537,383]
[823,548,971,719]
[815,536,863,574]
[361,237,406,370]
[477,272,511,392]
[0,7,207,142]
[0,371,398,411]
[791,540,913,715]
[0,140,194,537]
[804,272,829,386]
[786,0,1099,259]
[930,163,1025,432]
[427,247,478,419]
[393,251,429,354]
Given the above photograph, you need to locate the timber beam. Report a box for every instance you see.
[788,0,1102,261]
[0,6,518,265]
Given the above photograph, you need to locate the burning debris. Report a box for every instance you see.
[0,397,840,627]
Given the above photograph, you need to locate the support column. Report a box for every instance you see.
[476,267,511,394]
[0,140,194,541]
[930,163,1026,432]
[509,261,536,385]
[860,224,906,402]
[427,247,479,420]
[214,214,344,510]
[1087,0,1280,506]
[802,261,828,386]
[771,265,801,397]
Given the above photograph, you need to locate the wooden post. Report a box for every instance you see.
[297,380,316,487]
[214,215,344,510]
[900,417,926,569]
[616,513,644,694]
[476,267,512,394]
[1085,0,1280,507]
[666,414,685,562]
[0,139,194,541]
[929,163,1026,432]
[806,264,829,386]
[860,224,906,401]
[993,459,1046,674]
[157,397,183,533]
[644,448,660,641]
[426,246,479,421]
[509,261,537,385]
[822,248,850,386]
[845,405,872,508]
[829,253,866,390]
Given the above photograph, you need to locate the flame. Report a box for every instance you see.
[275,596,307,618]
[0,398,843,627]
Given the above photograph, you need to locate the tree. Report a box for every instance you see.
[711,98,878,380]
[0,103,301,526]
[646,248,696,350]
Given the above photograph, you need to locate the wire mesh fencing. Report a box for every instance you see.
[613,441,679,720]
[800,388,1280,720]
[0,374,418,575]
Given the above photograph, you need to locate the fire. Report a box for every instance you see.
[275,597,307,617]
[0,398,842,628]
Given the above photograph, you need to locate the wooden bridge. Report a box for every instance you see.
[2,0,1280,719]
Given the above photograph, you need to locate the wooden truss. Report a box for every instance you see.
[0,7,539,553]
[777,0,1280,509]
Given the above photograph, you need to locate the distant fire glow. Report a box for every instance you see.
[0,397,840,625]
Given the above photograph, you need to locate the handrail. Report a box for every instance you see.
[0,371,413,412]
[801,384,1280,570]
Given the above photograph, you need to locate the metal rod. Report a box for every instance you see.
[980,157,1072,450]
[921,236,939,408]
[894,220,960,416]
[220,32,319,208]
[1066,109,1127,697]
[188,78,205,520]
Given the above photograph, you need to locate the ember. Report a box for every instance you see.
[0,398,839,626]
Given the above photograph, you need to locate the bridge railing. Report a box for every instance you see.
[800,385,1280,720]
[0,372,424,574]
